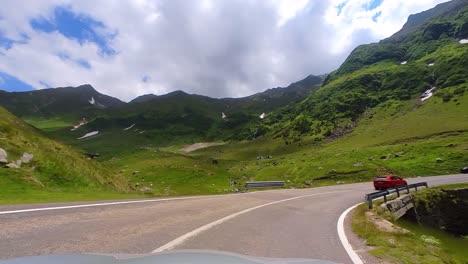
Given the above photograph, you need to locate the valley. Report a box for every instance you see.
[0,0,467,204]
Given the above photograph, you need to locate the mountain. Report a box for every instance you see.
[0,106,131,204]
[0,84,125,120]
[130,74,323,113]
[1,1,467,202]
[385,0,468,43]
[261,0,468,141]
[0,75,321,153]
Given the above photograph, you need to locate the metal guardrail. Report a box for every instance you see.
[245,181,285,189]
[365,182,428,209]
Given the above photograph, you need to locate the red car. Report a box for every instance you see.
[373,175,407,190]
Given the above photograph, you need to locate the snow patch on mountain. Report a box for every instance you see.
[222,112,227,119]
[420,87,436,102]
[400,61,407,65]
[123,124,135,131]
[459,39,468,44]
[89,97,95,105]
[259,113,266,119]
[71,118,87,131]
[78,131,99,139]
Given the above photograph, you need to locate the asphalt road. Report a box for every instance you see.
[0,174,466,263]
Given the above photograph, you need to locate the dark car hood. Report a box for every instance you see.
[0,250,338,264]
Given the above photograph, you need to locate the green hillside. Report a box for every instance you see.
[29,75,322,155]
[0,84,125,132]
[0,107,138,204]
[259,0,468,143]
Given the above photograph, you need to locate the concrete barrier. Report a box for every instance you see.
[382,194,414,219]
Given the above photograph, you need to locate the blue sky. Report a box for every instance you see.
[1,5,115,92]
[0,72,35,92]
[30,6,115,56]
[0,0,450,100]
[367,0,384,10]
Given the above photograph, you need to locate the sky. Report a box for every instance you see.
[0,0,450,101]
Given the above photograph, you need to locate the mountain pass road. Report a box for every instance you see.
[0,174,466,263]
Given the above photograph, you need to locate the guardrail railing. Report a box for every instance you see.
[245,181,285,189]
[365,182,428,209]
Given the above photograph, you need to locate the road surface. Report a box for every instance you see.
[0,174,466,263]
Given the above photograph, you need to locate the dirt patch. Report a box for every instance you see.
[181,142,225,153]
[365,211,409,234]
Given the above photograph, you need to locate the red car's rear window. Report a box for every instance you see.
[375,176,388,180]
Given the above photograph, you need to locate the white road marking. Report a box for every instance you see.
[0,186,357,216]
[152,189,352,253]
[337,203,364,264]
[0,196,206,215]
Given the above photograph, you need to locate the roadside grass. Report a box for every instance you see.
[430,182,468,189]
[0,170,144,205]
[0,107,134,205]
[0,165,145,205]
[352,203,468,264]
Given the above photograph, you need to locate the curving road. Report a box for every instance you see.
[0,174,466,263]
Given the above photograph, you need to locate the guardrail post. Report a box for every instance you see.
[365,182,427,210]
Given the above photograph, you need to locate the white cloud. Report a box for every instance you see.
[0,0,451,101]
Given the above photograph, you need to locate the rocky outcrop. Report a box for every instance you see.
[0,148,7,164]
[408,188,468,236]
[423,22,456,40]
[3,151,34,169]
[20,153,33,164]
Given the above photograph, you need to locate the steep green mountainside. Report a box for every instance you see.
[31,74,322,154]
[0,106,134,204]
[191,92,468,188]
[257,0,468,142]
[385,0,468,43]
[328,0,468,80]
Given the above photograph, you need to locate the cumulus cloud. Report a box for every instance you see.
[0,0,450,101]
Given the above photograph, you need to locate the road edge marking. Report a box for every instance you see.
[337,203,364,264]
[152,190,351,253]
[0,196,206,215]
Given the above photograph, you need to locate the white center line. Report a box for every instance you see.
[152,189,353,253]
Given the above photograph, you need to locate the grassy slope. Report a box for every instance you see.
[352,183,468,263]
[0,107,143,204]
[190,84,467,187]
[50,84,466,195]
[103,149,236,196]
